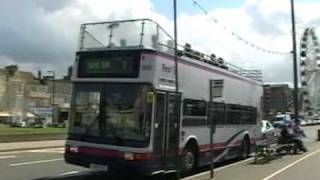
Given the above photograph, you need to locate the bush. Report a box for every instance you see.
[48,123,66,128]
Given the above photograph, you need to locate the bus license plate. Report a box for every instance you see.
[89,163,108,171]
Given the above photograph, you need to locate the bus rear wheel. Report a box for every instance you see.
[240,138,250,159]
[182,145,198,172]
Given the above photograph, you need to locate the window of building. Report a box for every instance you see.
[183,99,207,116]
[30,86,37,92]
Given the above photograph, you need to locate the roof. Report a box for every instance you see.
[0,69,38,84]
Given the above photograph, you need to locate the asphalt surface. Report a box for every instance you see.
[184,125,320,180]
[0,148,85,180]
[0,125,319,180]
[0,148,174,180]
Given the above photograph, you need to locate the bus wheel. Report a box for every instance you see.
[183,144,198,171]
[240,138,250,159]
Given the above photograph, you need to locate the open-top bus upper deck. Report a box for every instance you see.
[74,19,262,84]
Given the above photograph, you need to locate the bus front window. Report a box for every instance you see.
[103,85,151,141]
[70,84,152,147]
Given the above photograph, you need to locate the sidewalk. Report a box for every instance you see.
[0,140,65,152]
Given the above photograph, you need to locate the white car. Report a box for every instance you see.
[261,120,276,137]
[300,119,307,126]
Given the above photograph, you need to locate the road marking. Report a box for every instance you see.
[29,148,64,154]
[0,148,64,155]
[10,158,63,167]
[0,155,16,159]
[0,150,30,155]
[182,157,254,180]
[262,148,320,180]
[58,171,79,176]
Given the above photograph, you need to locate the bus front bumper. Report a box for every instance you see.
[64,149,160,175]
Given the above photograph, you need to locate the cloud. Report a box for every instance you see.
[175,0,320,83]
[0,0,319,82]
[0,0,168,77]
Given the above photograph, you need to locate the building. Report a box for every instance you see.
[0,65,39,123]
[0,65,72,125]
[45,79,72,124]
[26,83,51,124]
[263,83,293,117]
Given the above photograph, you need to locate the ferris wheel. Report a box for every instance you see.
[300,27,320,116]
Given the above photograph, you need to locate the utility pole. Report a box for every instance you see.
[290,0,300,122]
[48,71,56,124]
[173,0,179,93]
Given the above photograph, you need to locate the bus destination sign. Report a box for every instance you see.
[78,53,140,78]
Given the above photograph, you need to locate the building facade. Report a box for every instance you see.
[0,65,71,125]
[263,83,293,118]
[46,79,72,123]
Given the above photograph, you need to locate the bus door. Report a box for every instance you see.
[153,91,181,172]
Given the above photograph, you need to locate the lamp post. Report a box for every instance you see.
[47,71,56,124]
[173,0,182,179]
[290,0,300,122]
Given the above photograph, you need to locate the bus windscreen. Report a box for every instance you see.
[77,51,140,78]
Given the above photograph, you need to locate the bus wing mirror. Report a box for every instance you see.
[146,92,155,103]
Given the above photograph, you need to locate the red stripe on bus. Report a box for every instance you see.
[67,146,155,160]
[197,140,252,153]
[75,146,123,159]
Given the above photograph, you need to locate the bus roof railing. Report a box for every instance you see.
[78,19,262,82]
[158,43,262,82]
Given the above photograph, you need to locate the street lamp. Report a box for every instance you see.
[47,71,55,124]
[173,1,182,179]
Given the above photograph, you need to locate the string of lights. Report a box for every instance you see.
[191,0,291,55]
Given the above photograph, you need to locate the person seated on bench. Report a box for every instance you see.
[276,124,295,154]
[278,124,293,144]
[291,121,308,152]
[279,122,307,153]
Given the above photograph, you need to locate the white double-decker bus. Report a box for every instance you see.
[65,19,263,175]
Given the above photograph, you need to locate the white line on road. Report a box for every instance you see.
[0,150,30,155]
[0,155,16,159]
[182,157,254,180]
[262,148,320,180]
[10,158,63,167]
[58,171,79,176]
[0,148,64,155]
[29,148,64,154]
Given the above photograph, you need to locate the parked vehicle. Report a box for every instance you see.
[261,120,276,138]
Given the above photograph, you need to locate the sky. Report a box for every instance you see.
[0,0,319,83]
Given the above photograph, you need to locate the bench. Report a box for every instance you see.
[254,136,296,163]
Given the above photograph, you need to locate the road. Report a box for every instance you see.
[0,148,168,180]
[0,125,319,180]
[0,148,85,180]
[184,125,320,180]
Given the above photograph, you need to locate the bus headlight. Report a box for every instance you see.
[69,146,79,153]
[123,152,134,160]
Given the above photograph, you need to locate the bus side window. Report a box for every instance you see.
[249,107,258,124]
[208,102,225,125]
[226,104,241,124]
[241,106,257,124]
[241,106,250,124]
[183,99,207,116]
